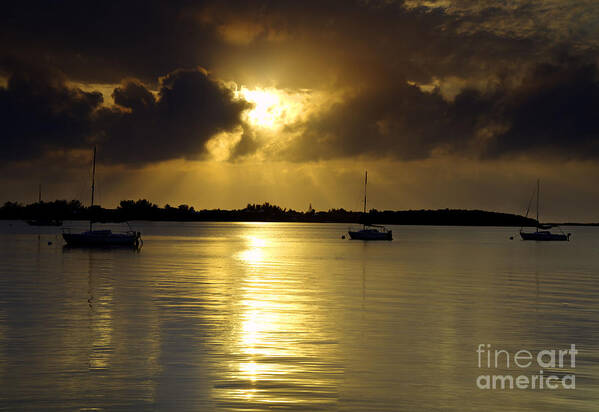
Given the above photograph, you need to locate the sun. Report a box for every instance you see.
[237,86,307,130]
[207,86,311,160]
[238,87,283,129]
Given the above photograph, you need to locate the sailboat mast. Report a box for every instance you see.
[536,178,540,231]
[90,146,96,232]
[363,171,367,214]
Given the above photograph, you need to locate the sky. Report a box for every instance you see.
[2,0,599,221]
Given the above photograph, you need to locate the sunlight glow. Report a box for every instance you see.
[241,88,280,129]
[237,87,308,130]
[236,235,269,264]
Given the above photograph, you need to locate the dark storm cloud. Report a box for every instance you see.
[2,0,595,87]
[97,68,250,164]
[486,59,599,159]
[112,81,156,112]
[282,80,493,161]
[196,0,539,89]
[2,0,599,165]
[0,0,537,87]
[0,66,250,165]
[0,1,220,83]
[0,65,102,161]
[283,56,599,161]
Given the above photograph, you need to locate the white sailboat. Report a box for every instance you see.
[62,146,142,247]
[348,171,393,241]
[519,179,570,241]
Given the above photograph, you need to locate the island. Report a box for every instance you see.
[0,199,544,227]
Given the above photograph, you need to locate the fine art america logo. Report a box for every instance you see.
[476,344,577,390]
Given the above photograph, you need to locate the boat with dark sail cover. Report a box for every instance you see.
[348,171,393,241]
[519,180,570,241]
[62,147,141,248]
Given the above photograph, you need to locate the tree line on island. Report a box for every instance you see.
[0,199,542,227]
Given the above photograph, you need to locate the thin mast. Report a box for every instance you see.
[536,178,540,231]
[38,184,41,203]
[362,171,367,229]
[363,171,367,214]
[90,146,96,232]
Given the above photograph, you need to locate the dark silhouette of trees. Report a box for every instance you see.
[0,199,539,227]
[117,199,159,220]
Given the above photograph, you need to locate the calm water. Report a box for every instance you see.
[1,221,599,411]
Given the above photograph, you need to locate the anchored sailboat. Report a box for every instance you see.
[519,179,570,241]
[348,171,393,241]
[26,184,63,226]
[62,146,142,247]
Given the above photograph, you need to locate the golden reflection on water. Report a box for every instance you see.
[61,247,160,408]
[237,234,268,265]
[87,253,113,371]
[3,222,599,410]
[214,227,338,408]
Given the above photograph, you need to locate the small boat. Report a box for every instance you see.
[62,146,142,248]
[520,230,569,241]
[349,224,393,240]
[63,229,141,247]
[26,185,63,226]
[348,171,393,241]
[519,179,570,241]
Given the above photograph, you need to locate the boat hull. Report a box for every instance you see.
[348,230,393,241]
[520,231,569,241]
[63,231,141,247]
